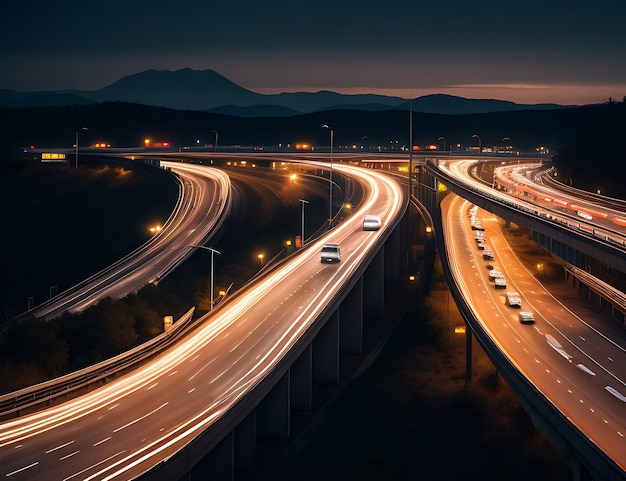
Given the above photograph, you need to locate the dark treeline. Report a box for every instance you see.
[1,99,625,196]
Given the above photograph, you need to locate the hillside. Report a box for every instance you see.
[1,99,625,197]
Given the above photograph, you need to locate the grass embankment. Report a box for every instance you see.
[268,225,572,481]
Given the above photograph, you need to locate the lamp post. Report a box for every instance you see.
[75,127,89,169]
[438,136,446,153]
[472,134,481,155]
[212,130,218,151]
[322,124,333,228]
[189,245,220,311]
[299,198,308,246]
[501,137,510,154]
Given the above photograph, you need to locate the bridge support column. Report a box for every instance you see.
[313,310,340,384]
[234,411,256,472]
[291,344,312,409]
[188,431,234,480]
[340,278,363,354]
[384,227,401,288]
[364,247,385,317]
[256,372,290,439]
[465,324,473,384]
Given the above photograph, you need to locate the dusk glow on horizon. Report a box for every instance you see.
[2,1,625,106]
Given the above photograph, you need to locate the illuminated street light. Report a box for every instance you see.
[189,245,220,311]
[322,124,333,228]
[299,198,309,246]
[438,136,446,152]
[472,134,481,154]
[75,127,89,169]
[258,253,265,265]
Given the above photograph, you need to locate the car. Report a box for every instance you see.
[478,242,487,250]
[506,291,522,308]
[488,270,504,281]
[321,243,341,263]
[519,311,535,324]
[483,250,494,260]
[362,215,382,231]
[494,277,507,288]
[471,222,485,231]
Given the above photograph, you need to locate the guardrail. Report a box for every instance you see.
[0,307,196,421]
[564,263,626,312]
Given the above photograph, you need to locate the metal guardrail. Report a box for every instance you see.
[0,307,196,420]
[564,263,626,312]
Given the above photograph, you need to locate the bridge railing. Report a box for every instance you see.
[0,307,196,421]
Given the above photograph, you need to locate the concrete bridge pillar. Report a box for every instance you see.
[363,247,385,317]
[256,372,290,439]
[290,344,313,410]
[313,310,340,384]
[339,277,363,354]
[234,411,256,472]
[188,431,234,480]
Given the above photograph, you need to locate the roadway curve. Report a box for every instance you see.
[442,193,626,474]
[0,164,405,480]
[30,162,231,319]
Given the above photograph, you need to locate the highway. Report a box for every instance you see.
[0,163,405,480]
[442,191,626,473]
[31,162,232,319]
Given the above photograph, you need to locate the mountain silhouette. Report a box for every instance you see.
[0,68,576,115]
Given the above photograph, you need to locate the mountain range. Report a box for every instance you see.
[0,68,577,117]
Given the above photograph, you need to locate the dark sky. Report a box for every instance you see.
[3,0,625,104]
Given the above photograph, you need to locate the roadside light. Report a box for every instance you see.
[218,289,226,297]
[290,174,297,182]
[258,253,265,265]
[286,240,292,246]
[150,225,162,234]
[409,274,416,281]
[425,226,433,233]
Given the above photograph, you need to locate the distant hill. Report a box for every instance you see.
[0,68,577,115]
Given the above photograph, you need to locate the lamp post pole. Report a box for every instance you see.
[299,198,308,246]
[189,245,220,311]
[212,130,218,151]
[438,136,446,153]
[472,134,481,155]
[75,127,88,169]
[322,124,333,228]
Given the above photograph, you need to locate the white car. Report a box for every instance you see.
[494,277,507,289]
[519,311,535,324]
[362,215,382,231]
[506,291,522,308]
[321,243,341,263]
[488,270,504,281]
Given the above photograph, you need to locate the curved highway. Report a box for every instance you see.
[30,162,231,319]
[442,190,626,473]
[0,163,405,480]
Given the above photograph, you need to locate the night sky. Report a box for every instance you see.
[3,0,625,105]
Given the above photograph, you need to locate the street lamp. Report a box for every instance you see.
[472,134,481,154]
[258,253,265,265]
[211,130,218,151]
[502,137,510,154]
[299,198,309,246]
[189,245,220,311]
[322,124,333,228]
[438,136,446,152]
[75,127,89,169]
